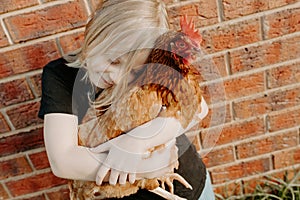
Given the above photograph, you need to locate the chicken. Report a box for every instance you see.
[69,16,204,200]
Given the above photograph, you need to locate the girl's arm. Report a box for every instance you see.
[44,97,208,184]
[43,113,179,185]
[43,113,108,181]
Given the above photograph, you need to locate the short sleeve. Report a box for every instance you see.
[38,58,79,119]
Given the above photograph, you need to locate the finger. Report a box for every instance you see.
[109,169,119,185]
[90,141,111,153]
[96,165,110,185]
[119,172,127,185]
[128,173,136,184]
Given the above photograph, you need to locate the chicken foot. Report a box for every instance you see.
[150,172,192,200]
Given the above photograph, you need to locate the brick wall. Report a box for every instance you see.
[0,0,299,199]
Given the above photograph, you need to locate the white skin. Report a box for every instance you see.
[44,52,209,186]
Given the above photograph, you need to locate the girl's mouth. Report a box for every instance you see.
[101,75,113,87]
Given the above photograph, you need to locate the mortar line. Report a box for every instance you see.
[216,0,225,22]
[0,117,43,140]
[1,182,13,199]
[212,164,300,188]
[0,110,15,131]
[201,122,300,152]
[1,168,51,183]
[83,0,92,16]
[0,147,46,162]
[0,27,85,53]
[0,18,14,45]
[202,126,300,153]
[199,2,300,30]
[13,185,69,200]
[0,0,73,19]
[199,56,300,87]
[208,146,300,171]
[167,0,201,8]
[25,76,39,99]
[0,69,42,84]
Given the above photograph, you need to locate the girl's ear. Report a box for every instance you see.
[180,14,202,44]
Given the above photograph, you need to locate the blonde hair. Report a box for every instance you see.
[66,0,170,109]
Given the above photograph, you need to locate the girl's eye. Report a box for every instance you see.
[110,59,121,65]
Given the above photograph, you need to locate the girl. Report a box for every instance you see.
[39,0,214,199]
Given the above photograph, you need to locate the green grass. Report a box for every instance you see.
[216,171,300,200]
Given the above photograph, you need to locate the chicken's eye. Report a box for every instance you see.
[176,41,187,49]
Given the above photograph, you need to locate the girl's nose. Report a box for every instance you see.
[109,67,124,84]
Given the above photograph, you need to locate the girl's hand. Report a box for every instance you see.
[90,118,183,186]
[90,97,208,186]
[90,133,147,185]
[90,135,178,185]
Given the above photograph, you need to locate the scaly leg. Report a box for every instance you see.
[150,187,187,200]
[158,173,192,194]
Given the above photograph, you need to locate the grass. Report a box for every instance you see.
[215,170,300,200]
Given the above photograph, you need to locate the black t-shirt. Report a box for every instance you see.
[38,58,206,200]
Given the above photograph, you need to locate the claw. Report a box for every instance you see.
[158,173,193,195]
[150,187,187,200]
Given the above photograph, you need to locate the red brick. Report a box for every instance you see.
[222,0,299,20]
[233,86,300,119]
[0,184,9,200]
[265,7,300,39]
[46,187,69,200]
[224,72,265,100]
[6,172,67,197]
[202,18,261,53]
[168,1,218,30]
[213,180,243,197]
[269,86,300,109]
[6,101,42,129]
[22,194,47,200]
[29,151,50,170]
[0,0,38,14]
[197,54,228,81]
[236,130,298,159]
[0,128,44,157]
[200,103,231,129]
[0,40,60,78]
[0,26,9,48]
[0,157,32,180]
[211,158,270,184]
[201,146,235,167]
[273,147,300,169]
[0,113,10,133]
[28,73,42,98]
[0,78,34,108]
[268,62,300,89]
[242,177,267,194]
[233,94,269,119]
[243,168,300,194]
[268,107,300,132]
[267,168,300,182]
[58,31,84,55]
[230,35,300,74]
[201,81,226,104]
[4,1,88,42]
[201,118,265,148]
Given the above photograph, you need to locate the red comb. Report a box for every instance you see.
[180,15,202,44]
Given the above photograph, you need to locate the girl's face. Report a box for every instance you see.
[87,51,148,88]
